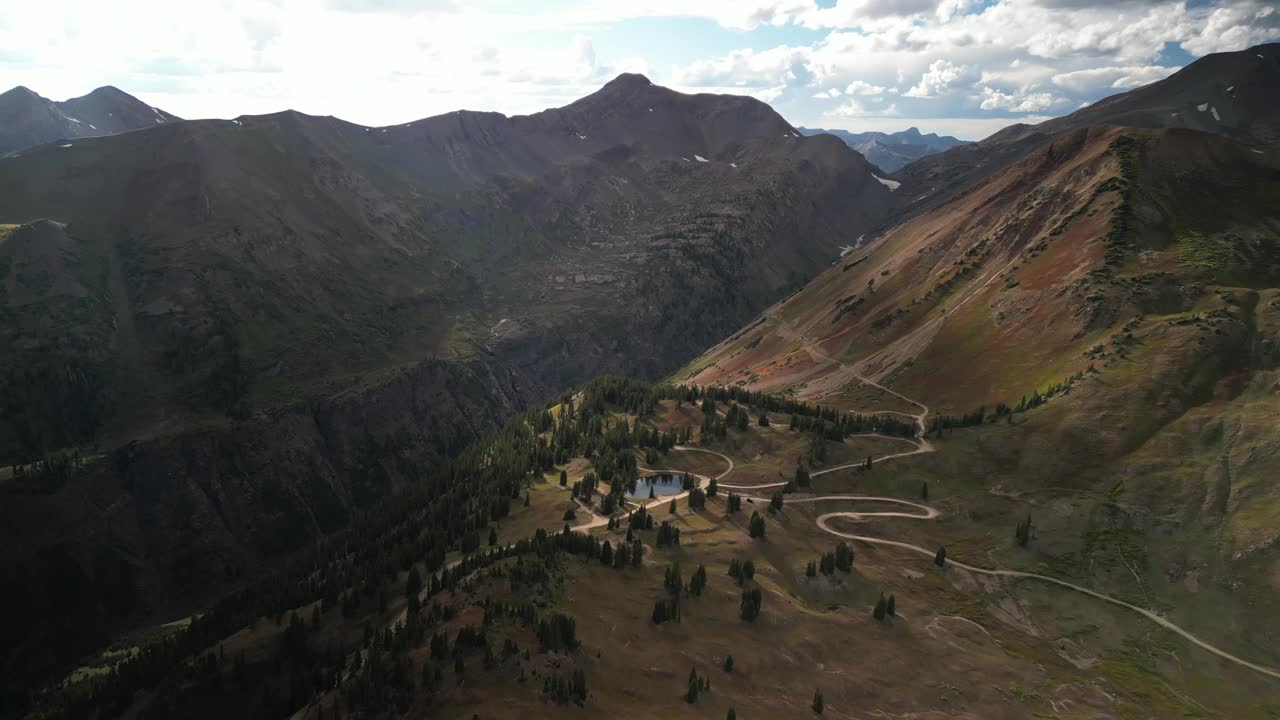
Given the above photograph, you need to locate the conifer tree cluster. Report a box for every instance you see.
[1015,515,1033,547]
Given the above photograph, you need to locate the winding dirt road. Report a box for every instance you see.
[704,316,1280,682]
[809,499,1280,682]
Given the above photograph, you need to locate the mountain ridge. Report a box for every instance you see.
[0,84,180,155]
[889,42,1280,219]
[798,125,970,172]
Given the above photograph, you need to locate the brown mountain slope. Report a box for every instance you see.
[678,124,1280,681]
[891,42,1280,221]
[0,85,179,155]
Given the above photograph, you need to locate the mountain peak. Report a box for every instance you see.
[85,85,129,98]
[602,72,654,90]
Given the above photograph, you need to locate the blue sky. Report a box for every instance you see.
[1,0,1276,140]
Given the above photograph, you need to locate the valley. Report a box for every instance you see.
[2,22,1279,720]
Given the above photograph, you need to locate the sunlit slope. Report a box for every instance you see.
[682,125,1280,418]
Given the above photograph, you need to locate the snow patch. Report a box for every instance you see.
[730,162,738,168]
[694,155,709,162]
[232,120,242,126]
[577,133,587,140]
[60,143,72,148]
[873,175,901,191]
[89,124,97,130]
[1258,54,1266,59]
[792,131,800,138]
[151,107,163,119]
[381,129,387,133]
[1226,85,1235,92]
[1210,106,1220,121]
[1197,102,1209,111]
[1252,149,1265,154]
[648,107,653,112]
[680,157,690,162]
[65,116,81,124]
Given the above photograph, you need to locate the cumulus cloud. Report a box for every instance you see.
[829,98,901,117]
[845,79,888,95]
[1051,65,1180,92]
[978,86,1058,112]
[904,59,974,97]
[0,0,1273,140]
[672,45,813,90]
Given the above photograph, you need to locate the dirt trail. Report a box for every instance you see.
[811,501,1280,682]
[395,373,1280,683]
[733,310,1280,681]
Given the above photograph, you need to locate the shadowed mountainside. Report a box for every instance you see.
[0,85,179,155]
[0,74,894,699]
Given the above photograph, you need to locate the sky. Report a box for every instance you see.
[1,0,1277,140]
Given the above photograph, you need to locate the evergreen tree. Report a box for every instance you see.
[707,477,718,497]
[488,527,498,546]
[1015,515,1033,547]
[560,469,568,486]
[600,540,614,566]
[834,542,854,572]
[748,512,766,539]
[769,492,784,513]
[728,709,737,720]
[921,481,929,501]
[727,492,742,513]
[689,565,708,596]
[689,487,706,509]
[670,497,678,514]
[887,594,896,617]
[740,587,763,621]
[794,462,810,489]
[935,546,947,567]
[812,688,824,714]
[723,654,734,672]
[806,560,817,577]
[873,593,887,621]
[686,668,701,704]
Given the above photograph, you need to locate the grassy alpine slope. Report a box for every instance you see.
[30,378,1279,719]
[673,122,1280,708]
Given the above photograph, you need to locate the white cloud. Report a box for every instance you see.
[904,59,974,97]
[845,79,888,95]
[673,45,812,87]
[828,98,901,117]
[0,0,1272,141]
[1180,2,1280,56]
[978,86,1057,112]
[1051,65,1180,93]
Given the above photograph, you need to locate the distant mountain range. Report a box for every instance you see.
[0,85,179,155]
[797,126,970,172]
